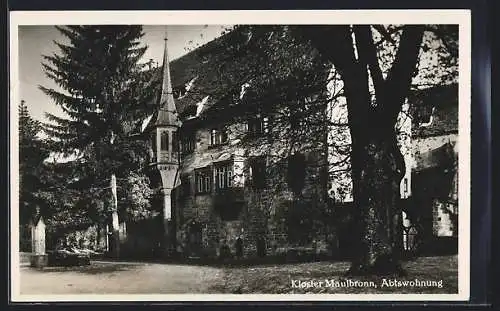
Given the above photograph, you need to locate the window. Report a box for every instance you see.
[248,118,263,135]
[287,153,306,194]
[249,157,266,189]
[247,116,269,136]
[215,162,233,190]
[160,131,169,151]
[403,178,408,193]
[210,128,228,146]
[195,168,212,194]
[181,133,196,154]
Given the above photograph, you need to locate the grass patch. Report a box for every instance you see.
[209,255,458,294]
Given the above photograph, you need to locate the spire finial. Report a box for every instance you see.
[154,25,179,127]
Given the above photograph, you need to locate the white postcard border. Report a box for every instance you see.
[9,9,471,302]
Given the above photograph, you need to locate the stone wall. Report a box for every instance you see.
[174,119,330,259]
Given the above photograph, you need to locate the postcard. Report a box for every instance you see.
[9,10,471,302]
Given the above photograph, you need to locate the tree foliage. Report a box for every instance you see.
[39,26,158,229]
[118,172,156,222]
[18,100,50,225]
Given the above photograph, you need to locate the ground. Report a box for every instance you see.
[19,260,223,294]
[18,255,457,295]
[213,255,458,294]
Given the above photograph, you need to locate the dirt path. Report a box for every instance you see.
[20,261,224,294]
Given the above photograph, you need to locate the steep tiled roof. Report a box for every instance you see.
[151,29,243,122]
[154,37,180,127]
[144,26,324,129]
[136,31,234,134]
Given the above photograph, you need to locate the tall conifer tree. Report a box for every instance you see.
[40,26,156,257]
[19,100,49,226]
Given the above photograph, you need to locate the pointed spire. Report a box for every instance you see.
[155,27,178,127]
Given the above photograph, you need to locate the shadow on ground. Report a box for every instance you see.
[95,253,346,269]
[35,262,139,275]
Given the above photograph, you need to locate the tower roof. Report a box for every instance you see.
[155,29,179,127]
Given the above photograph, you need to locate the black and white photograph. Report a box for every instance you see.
[10,10,471,301]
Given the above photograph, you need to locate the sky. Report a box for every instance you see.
[18,25,230,122]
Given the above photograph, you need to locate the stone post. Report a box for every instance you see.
[30,213,48,268]
[162,188,175,257]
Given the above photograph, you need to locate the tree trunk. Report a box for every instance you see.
[96,223,101,250]
[348,131,406,276]
[109,131,120,258]
[298,24,424,276]
[110,173,120,258]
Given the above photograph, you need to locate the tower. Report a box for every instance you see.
[151,28,180,255]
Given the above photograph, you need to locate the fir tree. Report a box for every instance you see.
[39,26,157,257]
[18,100,49,226]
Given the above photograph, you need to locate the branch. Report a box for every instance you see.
[372,25,396,45]
[382,25,425,126]
[294,25,357,75]
[328,155,351,167]
[354,25,385,97]
[371,25,408,47]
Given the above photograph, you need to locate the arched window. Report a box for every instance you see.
[160,131,169,151]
